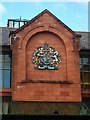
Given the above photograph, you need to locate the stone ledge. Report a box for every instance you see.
[20,79,73,84]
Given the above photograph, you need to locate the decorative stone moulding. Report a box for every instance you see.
[32,42,61,70]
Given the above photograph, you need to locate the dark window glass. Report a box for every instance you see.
[82,72,89,83]
[0,55,2,61]
[4,63,11,69]
[0,52,11,88]
[80,55,90,90]
[4,70,10,88]
[0,70,2,88]
[88,57,90,64]
[0,63,2,69]
[83,58,88,64]
[4,55,11,62]
[80,58,82,64]
[82,64,89,71]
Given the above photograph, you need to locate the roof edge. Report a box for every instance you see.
[10,9,80,37]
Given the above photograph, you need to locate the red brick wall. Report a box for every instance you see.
[11,11,81,102]
[12,83,81,102]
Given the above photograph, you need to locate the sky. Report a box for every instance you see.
[0,1,89,31]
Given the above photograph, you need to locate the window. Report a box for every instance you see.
[80,55,90,90]
[0,52,11,88]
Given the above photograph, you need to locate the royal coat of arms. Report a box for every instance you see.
[32,42,61,70]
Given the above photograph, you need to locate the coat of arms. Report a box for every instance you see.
[32,42,61,70]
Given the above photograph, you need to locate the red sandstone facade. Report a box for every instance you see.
[10,10,81,102]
